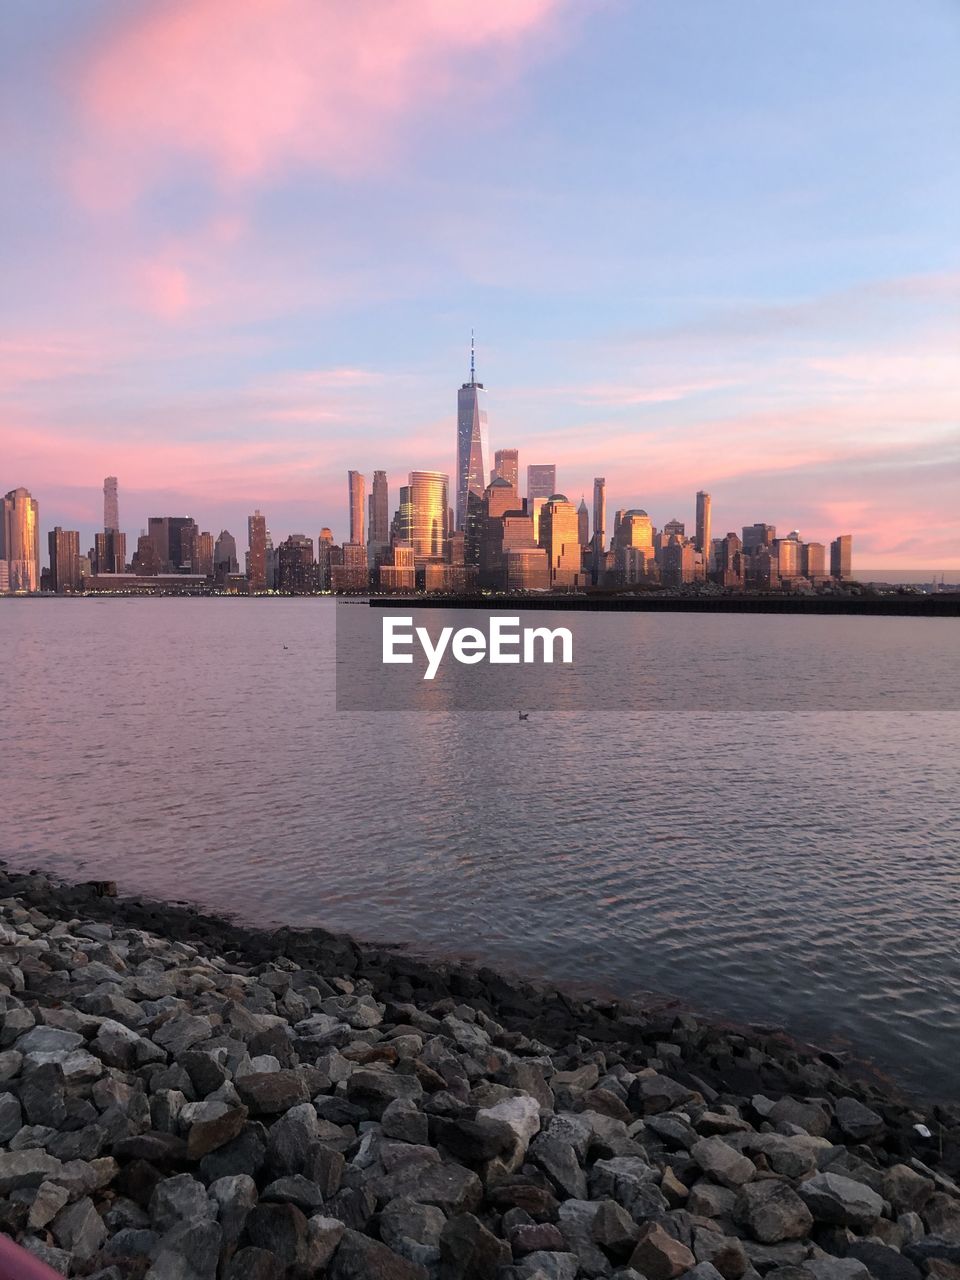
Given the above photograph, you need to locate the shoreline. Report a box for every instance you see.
[3,862,960,1279]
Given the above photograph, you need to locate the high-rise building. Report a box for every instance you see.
[478,477,525,587]
[316,528,335,590]
[717,532,744,588]
[131,534,161,576]
[527,464,556,505]
[613,509,657,585]
[348,471,365,546]
[456,335,489,530]
[264,530,277,589]
[803,542,826,582]
[577,497,589,547]
[103,476,119,532]
[247,510,267,591]
[493,448,519,494]
[367,469,389,567]
[94,529,126,574]
[538,494,583,589]
[179,519,198,573]
[402,471,449,564]
[775,532,801,580]
[379,542,416,592]
[742,523,776,553]
[214,530,239,575]
[332,542,369,592]
[278,535,315,593]
[695,491,711,556]
[196,531,214,577]
[831,535,853,580]
[48,527,81,593]
[147,516,194,572]
[1,487,40,592]
[592,477,606,585]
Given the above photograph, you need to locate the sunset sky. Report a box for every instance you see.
[2,0,958,568]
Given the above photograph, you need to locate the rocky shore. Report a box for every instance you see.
[2,865,959,1280]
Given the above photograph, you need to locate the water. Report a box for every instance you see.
[2,597,959,1100]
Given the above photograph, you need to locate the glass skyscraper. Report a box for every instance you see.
[1,487,40,593]
[456,338,489,531]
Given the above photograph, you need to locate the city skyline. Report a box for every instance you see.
[1,4,958,569]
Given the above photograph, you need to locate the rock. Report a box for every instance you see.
[380,1196,445,1265]
[200,1125,267,1183]
[663,1166,689,1205]
[262,1174,325,1212]
[736,1180,814,1243]
[187,1104,249,1158]
[225,1247,285,1280]
[797,1171,884,1229]
[590,1156,666,1217]
[529,1133,588,1199]
[20,1236,72,1276]
[152,1014,214,1056]
[150,1172,216,1230]
[693,1229,749,1280]
[374,1158,483,1215]
[149,1218,222,1279]
[209,1172,258,1244]
[0,1091,22,1142]
[767,1099,830,1138]
[265,1102,320,1176]
[440,1211,512,1278]
[516,1252,580,1280]
[633,1074,696,1115]
[50,1195,107,1260]
[629,1221,696,1280]
[305,1215,347,1271]
[510,1223,567,1255]
[684,1266,726,1280]
[802,1259,870,1280]
[477,1092,541,1162]
[0,1147,62,1193]
[27,1178,70,1230]
[845,1242,923,1280]
[925,1195,960,1241]
[15,1025,85,1057]
[328,1227,430,1279]
[689,1181,737,1217]
[430,1114,518,1163]
[244,1201,312,1272]
[555,1198,610,1276]
[94,1018,165,1069]
[834,1097,884,1141]
[346,1068,423,1115]
[883,1164,935,1214]
[692,1137,756,1189]
[19,1062,67,1127]
[236,1070,309,1115]
[382,1098,430,1145]
[592,1198,641,1262]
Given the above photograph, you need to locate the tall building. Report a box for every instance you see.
[179,519,198,573]
[332,542,369,592]
[103,476,120,532]
[94,529,126,575]
[592,477,606,585]
[264,530,277,589]
[131,534,161,576]
[493,448,519,494]
[402,471,449,564]
[48,527,81,593]
[538,494,583,589]
[196,531,214,577]
[147,516,194,572]
[1,487,40,592]
[695,491,711,556]
[379,542,416,592]
[456,335,489,530]
[577,497,589,547]
[831,535,853,580]
[742,523,776,553]
[348,471,365,546]
[316,528,335,590]
[527,464,556,505]
[247,510,267,591]
[613,509,657,584]
[803,542,826,582]
[214,530,239,575]
[278,535,315,593]
[367,469,389,566]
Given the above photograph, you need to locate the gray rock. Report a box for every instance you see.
[27,1178,70,1230]
[102,1227,160,1258]
[187,1104,249,1159]
[924,1193,960,1242]
[845,1242,923,1280]
[633,1074,696,1115]
[0,1147,62,1193]
[0,1090,22,1142]
[555,1198,610,1276]
[262,1174,325,1211]
[244,1201,312,1271]
[224,1247,284,1280]
[692,1137,756,1189]
[152,1014,214,1056]
[150,1172,216,1230]
[382,1098,429,1145]
[628,1221,696,1279]
[590,1156,663,1217]
[15,1025,85,1057]
[516,1252,579,1280]
[767,1098,830,1138]
[372,1158,483,1215]
[693,1228,749,1280]
[328,1225,430,1278]
[94,1018,165,1068]
[592,1198,642,1262]
[265,1101,320,1176]
[797,1171,884,1229]
[51,1195,107,1261]
[688,1181,737,1218]
[529,1133,588,1199]
[209,1172,258,1244]
[736,1180,814,1244]
[802,1259,870,1280]
[834,1097,883,1141]
[305,1215,347,1270]
[440,1211,512,1277]
[883,1164,935,1214]
[345,1067,423,1115]
[148,1219,222,1280]
[20,1235,71,1276]
[380,1195,445,1262]
[236,1070,309,1115]
[19,1062,67,1127]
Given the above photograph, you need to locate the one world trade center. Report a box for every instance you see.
[456,334,489,532]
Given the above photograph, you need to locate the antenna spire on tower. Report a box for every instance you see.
[470,329,475,383]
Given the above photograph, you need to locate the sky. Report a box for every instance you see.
[1,0,958,570]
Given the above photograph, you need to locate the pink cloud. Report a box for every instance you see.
[70,0,561,203]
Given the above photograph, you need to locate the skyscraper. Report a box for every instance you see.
[1,487,40,592]
[403,471,449,564]
[196,531,214,577]
[94,530,126,574]
[538,494,582,589]
[48,527,81,593]
[831,535,853,580]
[368,470,389,566]
[493,448,519,494]
[695,491,711,556]
[456,335,489,530]
[147,516,194,572]
[348,471,365,546]
[527,464,556,504]
[248,510,267,590]
[592,477,606,585]
[103,476,119,532]
[214,530,239,575]
[577,497,589,546]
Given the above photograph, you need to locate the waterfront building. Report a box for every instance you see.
[316,528,336,590]
[492,448,519,495]
[367,470,389,569]
[379,542,416,592]
[695,490,711,557]
[538,494,583,589]
[661,535,697,587]
[402,471,449,565]
[505,545,550,591]
[214,530,239,575]
[717,532,744,588]
[348,470,365,547]
[1,487,40,592]
[278,534,315,593]
[264,530,277,589]
[146,516,195,572]
[456,336,489,531]
[803,541,826,582]
[742,522,776,553]
[48,527,81,593]
[775,533,801,580]
[247,510,267,591]
[94,529,126,575]
[178,520,198,573]
[333,542,369,592]
[196,531,214,578]
[831,534,853,580]
[527,464,556,506]
[131,534,161,575]
[103,476,120,532]
[577,497,589,547]
[592,477,606,585]
[613,509,657,584]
